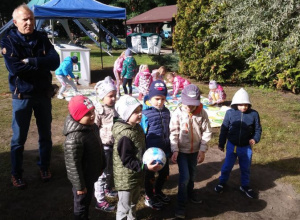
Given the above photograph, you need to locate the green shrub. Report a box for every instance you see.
[151,53,179,72]
[174,0,300,93]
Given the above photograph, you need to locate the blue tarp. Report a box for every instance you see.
[33,0,126,19]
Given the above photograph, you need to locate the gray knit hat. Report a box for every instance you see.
[115,95,142,122]
[94,76,117,100]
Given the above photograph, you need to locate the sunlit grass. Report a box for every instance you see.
[0,45,299,192]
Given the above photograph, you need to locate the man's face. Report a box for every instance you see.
[13,8,35,35]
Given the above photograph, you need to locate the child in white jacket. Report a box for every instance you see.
[93,76,118,212]
[170,84,212,219]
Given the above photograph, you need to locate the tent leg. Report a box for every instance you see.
[99,19,103,69]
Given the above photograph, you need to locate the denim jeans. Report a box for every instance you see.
[11,97,52,176]
[177,152,198,208]
[73,182,94,220]
[219,140,252,187]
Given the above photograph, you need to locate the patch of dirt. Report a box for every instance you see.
[1,122,299,220]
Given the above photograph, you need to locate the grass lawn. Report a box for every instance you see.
[0,44,299,195]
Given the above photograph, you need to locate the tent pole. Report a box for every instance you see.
[99,19,103,69]
[124,19,127,48]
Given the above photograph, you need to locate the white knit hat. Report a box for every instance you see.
[231,88,251,106]
[94,76,117,100]
[209,80,217,90]
[115,95,142,122]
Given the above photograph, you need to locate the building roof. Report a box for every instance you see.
[126,5,177,25]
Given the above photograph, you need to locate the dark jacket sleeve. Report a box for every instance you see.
[64,136,86,191]
[27,34,60,71]
[2,33,59,78]
[117,136,143,172]
[219,110,230,149]
[252,111,262,144]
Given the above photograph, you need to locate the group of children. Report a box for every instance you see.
[62,50,262,219]
[113,48,195,101]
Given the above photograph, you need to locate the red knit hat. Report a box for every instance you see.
[68,95,95,121]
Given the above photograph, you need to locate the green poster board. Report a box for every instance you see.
[71,51,81,78]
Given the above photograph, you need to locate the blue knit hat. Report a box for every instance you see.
[71,56,78,63]
[148,80,168,99]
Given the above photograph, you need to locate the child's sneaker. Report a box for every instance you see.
[214,183,225,193]
[239,186,256,199]
[105,189,118,198]
[95,201,116,212]
[11,175,26,189]
[189,193,203,204]
[57,94,64,99]
[175,209,185,219]
[144,195,163,210]
[155,191,170,204]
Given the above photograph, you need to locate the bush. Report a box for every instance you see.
[174,0,300,93]
[151,53,179,72]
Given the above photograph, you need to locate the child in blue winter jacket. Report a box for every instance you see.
[215,88,262,199]
[140,80,171,210]
[55,56,79,99]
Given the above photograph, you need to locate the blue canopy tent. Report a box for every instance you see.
[32,0,126,19]
[32,0,126,67]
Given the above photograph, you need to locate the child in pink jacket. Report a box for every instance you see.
[113,51,125,98]
[166,72,191,98]
[134,64,153,101]
[208,80,226,106]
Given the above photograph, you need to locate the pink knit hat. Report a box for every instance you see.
[68,95,95,121]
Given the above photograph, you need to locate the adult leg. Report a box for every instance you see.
[219,141,237,184]
[11,99,33,177]
[33,97,52,172]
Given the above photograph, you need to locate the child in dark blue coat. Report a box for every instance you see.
[215,88,262,199]
[140,80,171,210]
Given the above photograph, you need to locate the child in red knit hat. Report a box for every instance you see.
[64,95,106,219]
